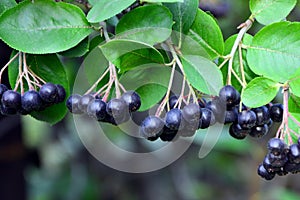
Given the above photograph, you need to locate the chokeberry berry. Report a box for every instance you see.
[269,103,283,122]
[267,153,288,168]
[252,106,270,126]
[224,108,238,124]
[0,104,17,115]
[160,126,178,142]
[206,97,226,123]
[257,164,275,180]
[79,94,94,112]
[21,90,43,112]
[198,108,216,129]
[0,84,8,99]
[267,138,285,155]
[66,94,83,114]
[56,84,66,103]
[237,110,257,129]
[198,98,206,108]
[219,85,240,108]
[1,90,21,109]
[106,98,127,120]
[249,124,269,138]
[229,123,250,140]
[284,161,300,174]
[87,99,107,121]
[182,103,201,123]
[39,83,58,104]
[140,116,164,139]
[288,144,300,164]
[168,95,178,109]
[165,108,183,130]
[121,91,141,112]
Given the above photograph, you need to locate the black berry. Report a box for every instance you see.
[56,84,66,103]
[87,99,107,121]
[249,124,269,138]
[257,164,275,180]
[169,95,178,109]
[21,90,43,112]
[39,83,58,103]
[288,144,300,164]
[165,108,183,130]
[0,84,8,99]
[229,123,250,140]
[182,103,201,123]
[66,94,83,114]
[121,91,141,112]
[237,110,257,129]
[252,106,270,126]
[269,103,283,122]
[267,138,285,155]
[219,85,240,108]
[106,98,127,120]
[79,94,95,112]
[140,116,164,139]
[198,108,216,129]
[1,90,21,109]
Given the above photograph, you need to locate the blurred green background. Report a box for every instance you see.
[2,0,300,200]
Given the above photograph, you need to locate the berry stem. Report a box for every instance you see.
[218,57,230,69]
[22,53,34,90]
[0,52,20,83]
[238,43,247,86]
[27,68,46,84]
[227,19,253,85]
[85,67,110,95]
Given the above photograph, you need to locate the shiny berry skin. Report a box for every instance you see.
[168,95,178,109]
[1,90,21,109]
[56,84,66,103]
[237,110,257,129]
[0,84,8,99]
[165,108,183,130]
[106,98,127,119]
[269,103,283,122]
[160,126,178,142]
[21,90,43,112]
[78,94,94,112]
[66,94,83,114]
[224,108,238,124]
[39,83,58,103]
[198,98,206,108]
[249,124,269,138]
[257,164,275,181]
[198,108,216,129]
[229,123,250,140]
[267,138,285,155]
[140,116,164,139]
[284,162,300,174]
[288,144,300,164]
[252,106,270,126]
[267,153,288,168]
[121,91,141,112]
[182,103,201,123]
[205,97,226,123]
[87,99,107,121]
[219,85,240,108]
[0,104,17,115]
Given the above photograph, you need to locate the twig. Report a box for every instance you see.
[238,43,247,86]
[85,67,110,95]
[0,52,20,83]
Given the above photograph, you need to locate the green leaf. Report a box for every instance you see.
[59,37,89,57]
[119,65,171,111]
[0,0,16,16]
[83,47,109,85]
[8,54,69,124]
[115,5,173,45]
[180,55,223,95]
[164,0,198,34]
[289,68,300,97]
[247,22,300,83]
[250,0,297,25]
[221,34,256,92]
[289,94,300,114]
[187,9,224,59]
[100,39,165,72]
[87,0,135,23]
[143,0,183,2]
[180,34,210,59]
[241,77,280,108]
[0,0,93,54]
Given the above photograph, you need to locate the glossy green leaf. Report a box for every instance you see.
[250,0,297,25]
[221,34,256,92]
[289,94,300,114]
[88,0,97,6]
[247,22,300,83]
[87,0,135,23]
[180,55,223,95]
[241,77,280,108]
[289,68,300,97]
[100,39,165,72]
[59,37,89,57]
[8,53,69,124]
[0,0,16,15]
[188,9,224,59]
[120,65,171,111]
[116,5,173,45]
[164,0,198,33]
[180,34,210,59]
[0,0,93,54]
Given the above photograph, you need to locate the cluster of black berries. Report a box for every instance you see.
[258,138,300,180]
[66,91,141,125]
[140,95,216,142]
[0,83,66,115]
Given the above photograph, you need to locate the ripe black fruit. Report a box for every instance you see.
[0,84,8,99]
[249,124,269,138]
[267,138,285,155]
[252,106,270,126]
[168,95,178,109]
[0,104,17,115]
[219,85,240,108]
[205,97,225,123]
[87,99,107,121]
[182,103,201,123]
[257,164,275,180]
[1,90,21,109]
[21,90,43,112]
[140,116,164,139]
[39,83,58,103]
[198,108,216,129]
[66,94,83,114]
[229,123,249,140]
[56,84,66,103]
[160,126,178,141]
[237,110,257,129]
[106,98,127,120]
[121,91,141,112]
[165,108,183,130]
[224,108,238,124]
[288,144,300,164]
[79,94,94,112]
[269,104,283,122]
[198,98,206,108]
